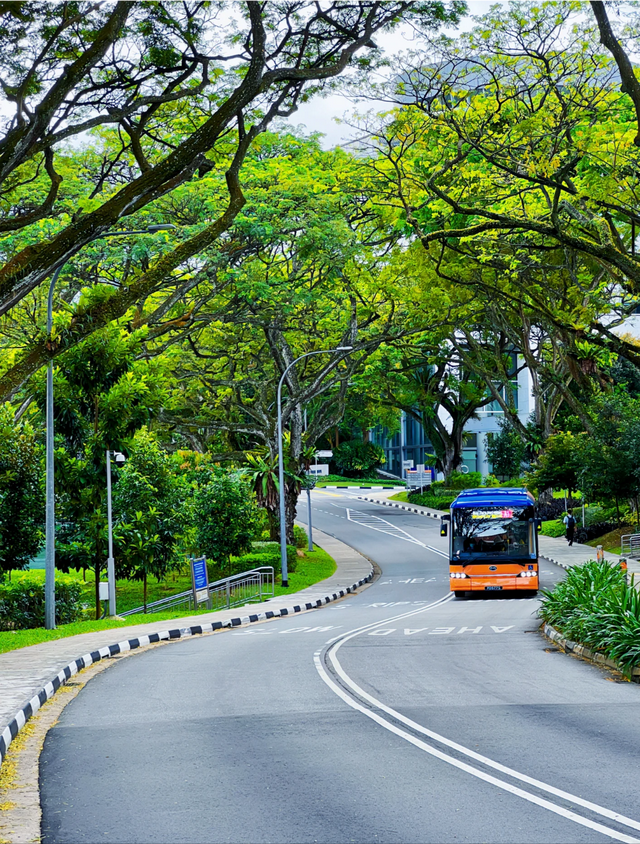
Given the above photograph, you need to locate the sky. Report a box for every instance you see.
[293,1,495,148]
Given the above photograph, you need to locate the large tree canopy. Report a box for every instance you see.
[0,0,464,400]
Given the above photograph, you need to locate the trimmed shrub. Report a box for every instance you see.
[446,470,482,490]
[293,525,308,548]
[229,542,297,577]
[0,573,83,630]
[539,561,640,675]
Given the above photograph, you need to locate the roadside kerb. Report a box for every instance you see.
[542,621,640,682]
[0,528,372,770]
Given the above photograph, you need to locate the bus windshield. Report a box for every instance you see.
[452,505,535,561]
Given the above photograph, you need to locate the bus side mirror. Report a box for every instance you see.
[440,522,448,537]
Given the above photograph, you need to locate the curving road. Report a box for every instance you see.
[40,491,640,844]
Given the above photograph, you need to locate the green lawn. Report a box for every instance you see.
[315,474,404,488]
[388,491,410,503]
[0,545,336,655]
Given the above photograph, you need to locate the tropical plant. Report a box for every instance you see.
[194,473,259,573]
[333,440,385,478]
[539,561,640,676]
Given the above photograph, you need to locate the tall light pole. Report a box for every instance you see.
[276,346,352,587]
[106,450,126,617]
[44,224,176,629]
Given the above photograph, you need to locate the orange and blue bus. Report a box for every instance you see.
[440,488,541,597]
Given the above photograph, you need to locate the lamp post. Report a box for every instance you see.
[44,224,176,629]
[276,346,352,587]
[301,475,316,552]
[106,450,126,617]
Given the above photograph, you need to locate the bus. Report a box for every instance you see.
[440,488,541,597]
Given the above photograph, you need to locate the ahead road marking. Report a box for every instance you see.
[314,600,640,843]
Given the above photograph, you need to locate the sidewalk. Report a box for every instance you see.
[0,529,372,764]
[355,491,639,576]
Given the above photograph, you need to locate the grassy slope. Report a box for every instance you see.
[0,545,336,655]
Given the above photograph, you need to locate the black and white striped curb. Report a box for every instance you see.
[322,485,405,490]
[0,571,372,768]
[542,621,640,681]
[356,495,443,520]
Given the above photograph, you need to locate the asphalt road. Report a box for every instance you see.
[40,491,640,844]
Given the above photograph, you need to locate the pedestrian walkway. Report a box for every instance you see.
[0,529,371,754]
[355,490,639,576]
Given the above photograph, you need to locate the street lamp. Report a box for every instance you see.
[276,346,353,587]
[44,224,177,628]
[106,450,126,617]
[301,475,316,552]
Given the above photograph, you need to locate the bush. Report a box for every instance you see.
[446,470,482,490]
[229,542,298,577]
[0,573,83,630]
[540,519,566,538]
[333,441,385,478]
[483,474,501,487]
[539,561,640,675]
[408,491,456,510]
[293,525,308,548]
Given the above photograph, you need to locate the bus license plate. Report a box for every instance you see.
[485,586,503,590]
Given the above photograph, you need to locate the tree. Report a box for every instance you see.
[333,439,386,478]
[0,2,465,400]
[0,404,43,578]
[485,419,527,481]
[194,473,259,573]
[114,428,189,611]
[159,131,437,539]
[526,431,581,499]
[34,325,166,617]
[360,1,640,379]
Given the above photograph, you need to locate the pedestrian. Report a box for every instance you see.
[563,508,576,547]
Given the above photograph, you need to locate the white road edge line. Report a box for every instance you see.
[314,602,640,842]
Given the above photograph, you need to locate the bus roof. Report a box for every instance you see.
[450,487,535,510]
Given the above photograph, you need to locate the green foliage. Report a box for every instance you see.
[485,420,526,480]
[539,562,640,675]
[194,473,259,568]
[227,542,298,578]
[114,428,189,582]
[333,440,385,478]
[482,474,501,487]
[527,431,580,495]
[293,525,308,549]
[0,573,82,630]
[0,404,44,577]
[539,519,566,538]
[446,470,482,490]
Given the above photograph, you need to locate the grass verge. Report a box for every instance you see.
[0,545,336,655]
[388,491,410,503]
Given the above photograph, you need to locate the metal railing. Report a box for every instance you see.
[120,566,275,617]
[621,535,640,559]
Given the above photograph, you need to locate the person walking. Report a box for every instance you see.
[563,508,576,547]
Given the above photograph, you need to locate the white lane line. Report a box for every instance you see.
[344,508,428,546]
[315,607,640,842]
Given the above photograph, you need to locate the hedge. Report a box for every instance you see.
[0,573,83,630]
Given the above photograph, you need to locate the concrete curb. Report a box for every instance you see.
[541,621,640,681]
[0,569,372,768]
[357,495,442,520]
[321,486,405,490]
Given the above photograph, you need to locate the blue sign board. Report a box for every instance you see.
[191,556,209,604]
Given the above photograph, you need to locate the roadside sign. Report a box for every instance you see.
[403,460,414,469]
[191,556,209,605]
[316,450,333,458]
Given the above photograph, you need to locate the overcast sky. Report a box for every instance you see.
[293,1,495,148]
